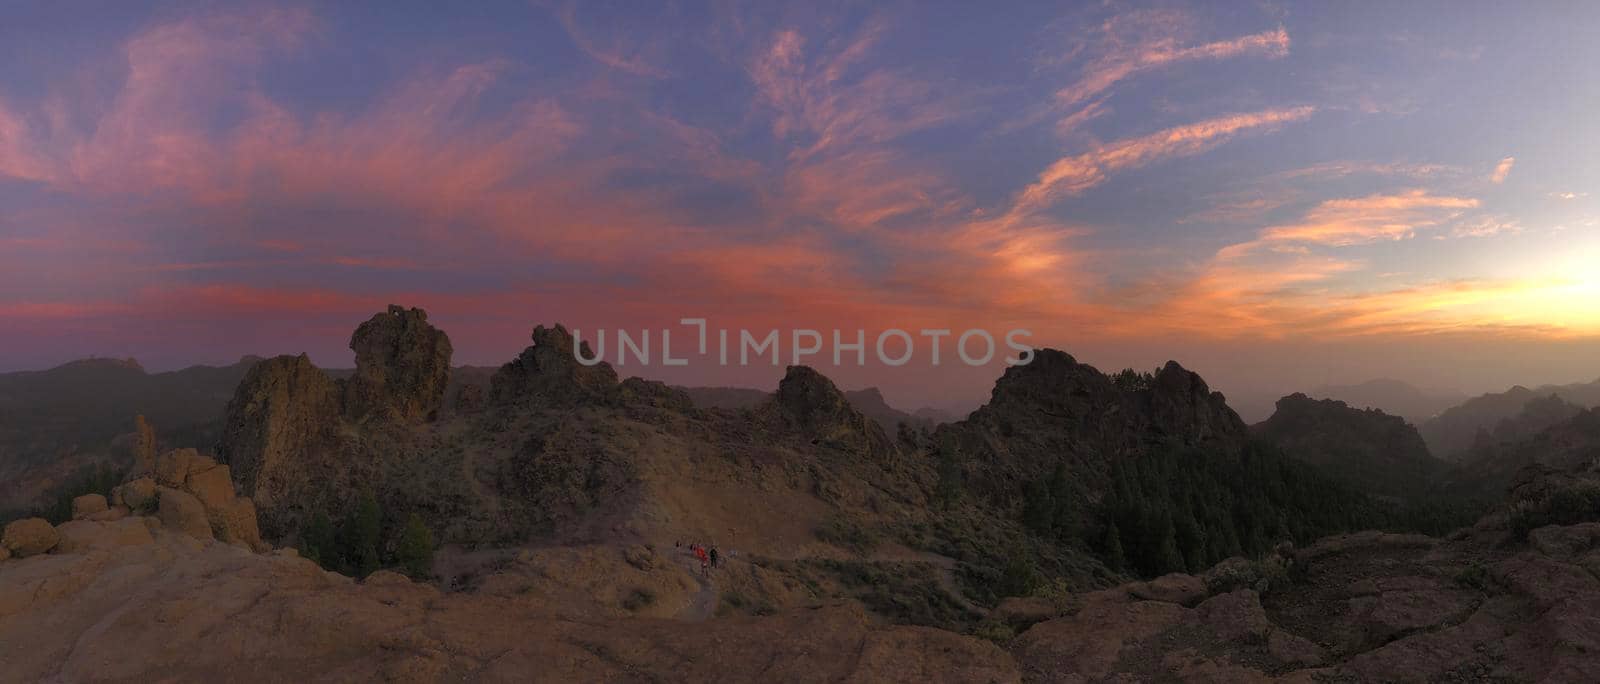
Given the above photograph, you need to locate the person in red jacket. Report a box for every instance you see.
[694,544,709,575]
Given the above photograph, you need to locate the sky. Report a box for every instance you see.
[2,1,1598,418]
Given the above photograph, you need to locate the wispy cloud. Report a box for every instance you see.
[552,1,671,77]
[1055,25,1290,111]
[1490,156,1515,184]
[1014,106,1315,215]
[1257,190,1479,247]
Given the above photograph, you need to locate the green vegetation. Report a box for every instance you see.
[1453,561,1492,591]
[814,512,880,554]
[1089,440,1465,578]
[33,461,123,524]
[297,493,437,579]
[395,513,436,579]
[933,440,964,510]
[1508,480,1600,538]
[345,492,382,577]
[764,557,981,632]
[621,588,657,611]
[1109,367,1159,392]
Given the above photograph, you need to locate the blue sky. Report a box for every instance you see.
[1,1,1597,414]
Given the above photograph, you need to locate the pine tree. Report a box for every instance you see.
[1155,514,1184,575]
[346,491,382,577]
[933,442,963,509]
[300,511,336,568]
[1102,520,1125,572]
[1023,479,1054,534]
[395,513,435,579]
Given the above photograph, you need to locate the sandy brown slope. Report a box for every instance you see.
[0,520,1017,683]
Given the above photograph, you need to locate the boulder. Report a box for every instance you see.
[1129,573,1207,606]
[1267,629,1327,667]
[53,519,156,553]
[1528,523,1600,558]
[88,506,131,522]
[2,518,60,557]
[114,477,159,514]
[1196,589,1272,643]
[209,498,265,551]
[153,448,215,488]
[1347,588,1474,644]
[71,493,109,520]
[186,463,237,510]
[157,487,214,541]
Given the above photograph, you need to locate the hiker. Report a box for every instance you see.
[709,546,719,568]
[694,545,709,575]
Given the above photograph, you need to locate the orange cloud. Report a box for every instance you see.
[1256,190,1479,247]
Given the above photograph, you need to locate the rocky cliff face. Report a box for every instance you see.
[1140,361,1250,446]
[216,353,342,536]
[341,305,454,423]
[761,366,893,457]
[942,350,1248,499]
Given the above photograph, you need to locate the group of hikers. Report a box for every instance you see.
[677,540,720,576]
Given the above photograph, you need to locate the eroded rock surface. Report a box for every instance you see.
[0,528,1020,683]
[342,305,453,423]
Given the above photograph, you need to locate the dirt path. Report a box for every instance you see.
[671,547,718,621]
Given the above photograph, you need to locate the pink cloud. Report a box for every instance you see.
[1490,156,1515,184]
[1015,106,1316,215]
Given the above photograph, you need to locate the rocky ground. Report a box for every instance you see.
[5,489,1599,682]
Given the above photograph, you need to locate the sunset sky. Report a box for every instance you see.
[2,1,1597,417]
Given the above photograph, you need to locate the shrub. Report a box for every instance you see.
[395,513,436,579]
[1509,481,1600,539]
[815,513,879,554]
[622,588,656,611]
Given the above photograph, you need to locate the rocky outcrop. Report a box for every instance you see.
[940,350,1249,498]
[341,305,453,423]
[490,324,619,404]
[112,476,158,513]
[216,353,340,532]
[139,448,266,550]
[132,414,157,474]
[1005,517,1600,681]
[1128,572,1207,606]
[762,366,892,456]
[1142,361,1250,445]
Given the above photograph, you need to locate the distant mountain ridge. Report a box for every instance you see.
[0,356,261,511]
[1420,378,1600,459]
[1307,378,1466,424]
